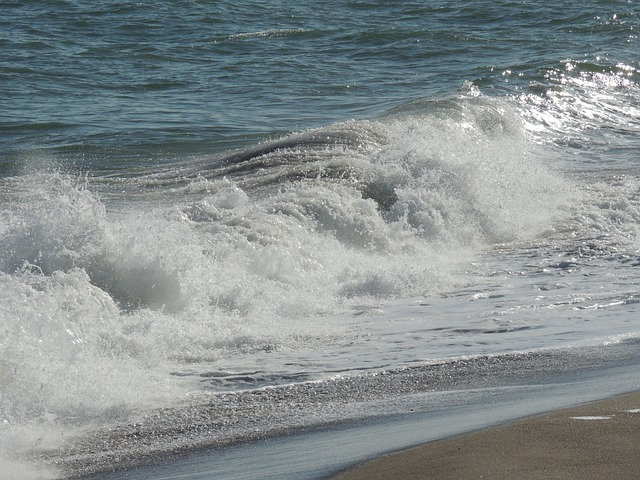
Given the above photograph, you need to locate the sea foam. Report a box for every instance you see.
[0,95,573,472]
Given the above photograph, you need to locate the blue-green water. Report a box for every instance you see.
[1,1,640,478]
[2,1,638,164]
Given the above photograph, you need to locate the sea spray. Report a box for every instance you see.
[0,95,581,477]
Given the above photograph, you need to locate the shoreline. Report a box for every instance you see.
[330,391,640,480]
[67,357,640,480]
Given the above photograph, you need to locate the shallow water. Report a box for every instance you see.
[62,341,640,479]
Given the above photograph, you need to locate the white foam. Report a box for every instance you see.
[3,93,637,470]
[0,101,581,427]
[570,416,613,420]
[0,456,57,480]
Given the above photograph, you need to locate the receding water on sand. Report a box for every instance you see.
[32,339,639,479]
[86,351,640,480]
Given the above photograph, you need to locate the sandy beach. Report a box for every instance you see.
[331,391,640,480]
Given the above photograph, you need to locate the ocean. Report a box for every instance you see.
[1,1,639,478]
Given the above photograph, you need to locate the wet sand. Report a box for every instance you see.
[331,391,640,480]
[70,360,640,480]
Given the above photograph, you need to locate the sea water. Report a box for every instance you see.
[1,1,639,478]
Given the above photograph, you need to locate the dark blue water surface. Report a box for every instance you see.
[1,0,637,168]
